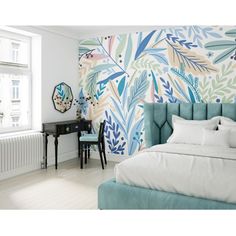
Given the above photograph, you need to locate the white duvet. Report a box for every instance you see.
[115,144,236,204]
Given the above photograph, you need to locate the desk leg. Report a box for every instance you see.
[80,144,83,169]
[78,131,81,159]
[44,133,49,169]
[54,135,59,169]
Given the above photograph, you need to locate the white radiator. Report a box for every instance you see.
[0,132,43,180]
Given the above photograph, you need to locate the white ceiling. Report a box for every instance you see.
[37,25,164,40]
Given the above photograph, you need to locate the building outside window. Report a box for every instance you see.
[11,42,20,63]
[12,80,20,100]
[11,116,20,127]
[0,29,31,133]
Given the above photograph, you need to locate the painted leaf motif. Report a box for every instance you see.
[79,46,91,55]
[127,70,149,111]
[80,39,100,46]
[188,87,196,103]
[124,34,133,69]
[135,30,156,60]
[126,107,135,131]
[225,29,236,38]
[92,64,116,73]
[150,53,169,65]
[115,35,127,61]
[213,47,236,64]
[151,70,158,94]
[97,71,125,85]
[128,118,143,155]
[144,48,166,54]
[85,72,99,101]
[118,76,126,96]
[108,36,115,55]
[130,58,162,74]
[167,41,217,75]
[137,32,143,48]
[204,40,236,50]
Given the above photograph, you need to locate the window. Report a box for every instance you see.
[11,42,20,63]
[12,80,20,100]
[12,116,20,127]
[0,29,31,133]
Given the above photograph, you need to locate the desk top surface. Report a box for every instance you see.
[43,119,91,126]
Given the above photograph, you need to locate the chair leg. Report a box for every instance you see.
[85,144,87,164]
[80,144,83,169]
[98,143,104,169]
[102,139,107,165]
[88,144,90,159]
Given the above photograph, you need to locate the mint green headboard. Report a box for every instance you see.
[144,103,236,147]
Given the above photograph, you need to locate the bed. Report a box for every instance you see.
[98,103,236,209]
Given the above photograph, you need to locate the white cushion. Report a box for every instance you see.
[201,129,230,148]
[172,115,220,129]
[168,123,206,145]
[168,115,220,145]
[220,117,236,126]
[218,125,236,148]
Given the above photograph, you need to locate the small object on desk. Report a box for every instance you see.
[42,119,92,169]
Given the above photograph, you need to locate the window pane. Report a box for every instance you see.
[0,36,29,66]
[0,73,30,130]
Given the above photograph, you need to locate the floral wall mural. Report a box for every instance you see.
[78,26,236,157]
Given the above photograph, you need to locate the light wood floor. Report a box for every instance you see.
[0,159,116,209]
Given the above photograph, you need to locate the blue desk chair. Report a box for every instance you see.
[79,121,107,169]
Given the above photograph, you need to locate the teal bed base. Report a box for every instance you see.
[98,179,236,209]
[98,103,236,209]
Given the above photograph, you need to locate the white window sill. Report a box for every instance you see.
[0,129,41,138]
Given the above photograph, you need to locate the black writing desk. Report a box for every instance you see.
[42,119,92,169]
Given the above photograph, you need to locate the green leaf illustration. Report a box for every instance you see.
[115,35,127,61]
[204,40,236,50]
[80,39,100,46]
[225,29,236,38]
[213,46,236,64]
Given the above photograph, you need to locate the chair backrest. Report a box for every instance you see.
[98,121,106,142]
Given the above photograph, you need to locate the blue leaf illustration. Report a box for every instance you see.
[97,71,125,85]
[128,118,144,155]
[104,110,126,155]
[135,30,156,60]
[110,97,126,125]
[137,32,143,47]
[188,87,196,103]
[118,76,126,96]
[150,53,169,65]
[151,70,158,94]
[126,107,135,131]
[127,70,149,111]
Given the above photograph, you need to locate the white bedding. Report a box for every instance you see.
[115,144,236,204]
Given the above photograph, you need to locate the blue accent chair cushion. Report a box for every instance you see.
[79,134,98,142]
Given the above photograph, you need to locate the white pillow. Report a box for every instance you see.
[172,115,220,129]
[220,117,236,126]
[201,129,230,148]
[218,125,236,148]
[168,123,206,145]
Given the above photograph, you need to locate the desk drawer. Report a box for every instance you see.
[70,123,81,132]
[57,125,72,134]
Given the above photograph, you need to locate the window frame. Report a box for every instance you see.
[0,29,32,134]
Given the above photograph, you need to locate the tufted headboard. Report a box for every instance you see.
[144,103,236,147]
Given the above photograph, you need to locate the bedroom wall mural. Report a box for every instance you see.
[78,26,236,157]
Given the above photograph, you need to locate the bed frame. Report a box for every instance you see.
[98,103,236,209]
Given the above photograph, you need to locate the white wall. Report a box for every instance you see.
[14,26,80,166]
